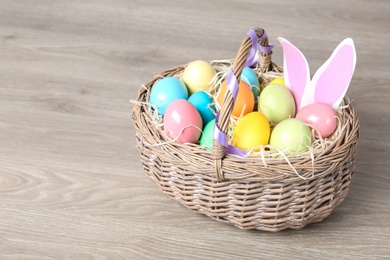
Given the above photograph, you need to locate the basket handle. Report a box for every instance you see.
[212,27,275,180]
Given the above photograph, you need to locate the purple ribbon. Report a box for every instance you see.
[213,29,274,157]
[213,69,238,149]
[227,70,239,106]
[245,29,275,67]
[213,112,248,158]
[213,113,228,147]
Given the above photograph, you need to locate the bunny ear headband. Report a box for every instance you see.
[278,37,357,110]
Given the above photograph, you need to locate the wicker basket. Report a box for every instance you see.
[132,27,360,232]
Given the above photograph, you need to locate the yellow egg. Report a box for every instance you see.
[270,77,285,86]
[233,112,270,150]
[182,60,216,94]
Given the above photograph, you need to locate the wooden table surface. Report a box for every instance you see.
[1,0,389,259]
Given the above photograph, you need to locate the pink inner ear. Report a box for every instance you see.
[314,45,354,106]
[282,42,309,110]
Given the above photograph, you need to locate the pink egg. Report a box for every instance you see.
[296,103,337,138]
[163,99,203,143]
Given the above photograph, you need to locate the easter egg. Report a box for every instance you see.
[217,80,254,118]
[270,118,312,152]
[149,77,188,115]
[199,119,215,151]
[241,67,260,101]
[270,77,285,86]
[259,83,296,124]
[188,91,216,127]
[233,112,270,150]
[182,60,217,94]
[163,99,202,144]
[296,103,337,138]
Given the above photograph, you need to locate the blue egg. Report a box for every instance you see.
[241,67,260,101]
[188,91,216,127]
[149,77,188,115]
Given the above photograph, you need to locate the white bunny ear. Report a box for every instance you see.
[278,37,311,110]
[310,38,357,109]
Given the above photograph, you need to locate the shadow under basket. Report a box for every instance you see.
[131,27,360,232]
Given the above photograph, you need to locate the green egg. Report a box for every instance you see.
[259,84,296,124]
[270,118,312,152]
[199,119,215,151]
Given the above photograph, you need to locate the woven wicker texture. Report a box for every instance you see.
[132,27,360,232]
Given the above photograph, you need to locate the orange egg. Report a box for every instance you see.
[217,80,254,118]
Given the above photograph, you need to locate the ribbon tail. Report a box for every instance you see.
[226,145,248,157]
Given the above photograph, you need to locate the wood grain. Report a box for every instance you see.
[0,0,389,259]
